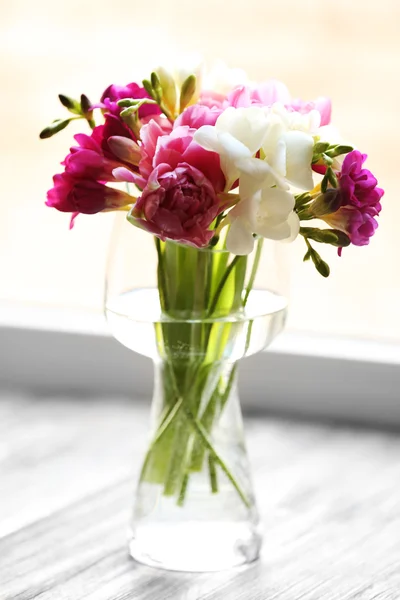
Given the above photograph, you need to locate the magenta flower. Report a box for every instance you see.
[130,163,222,247]
[62,131,122,182]
[98,82,161,119]
[314,150,384,253]
[46,173,133,217]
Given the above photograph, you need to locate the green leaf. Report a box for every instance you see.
[58,94,81,115]
[303,249,312,262]
[39,118,72,139]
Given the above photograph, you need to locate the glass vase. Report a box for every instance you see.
[105,213,289,572]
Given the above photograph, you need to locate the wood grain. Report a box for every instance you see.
[1,392,400,599]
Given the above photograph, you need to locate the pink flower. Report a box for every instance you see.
[226,81,332,125]
[46,173,133,217]
[139,123,225,193]
[92,113,138,156]
[174,104,223,129]
[290,97,331,126]
[312,151,384,253]
[130,163,221,247]
[62,130,122,182]
[98,82,161,119]
[197,90,227,109]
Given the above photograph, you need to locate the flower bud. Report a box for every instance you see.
[39,118,72,139]
[179,74,197,112]
[58,94,81,115]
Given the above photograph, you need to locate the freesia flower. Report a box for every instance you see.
[310,150,384,253]
[129,164,222,247]
[46,173,133,216]
[194,104,315,194]
[138,122,225,193]
[174,104,223,129]
[227,81,331,126]
[226,189,300,254]
[98,82,161,119]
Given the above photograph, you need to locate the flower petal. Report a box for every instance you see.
[226,217,255,255]
[193,125,220,152]
[259,188,295,219]
[236,157,276,198]
[216,107,268,154]
[282,131,314,190]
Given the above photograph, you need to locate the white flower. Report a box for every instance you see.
[226,189,300,255]
[194,104,316,254]
[194,107,269,190]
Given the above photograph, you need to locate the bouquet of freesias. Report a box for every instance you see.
[41,62,384,509]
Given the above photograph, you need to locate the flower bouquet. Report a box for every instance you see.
[42,60,383,571]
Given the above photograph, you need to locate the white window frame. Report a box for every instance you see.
[1,302,399,426]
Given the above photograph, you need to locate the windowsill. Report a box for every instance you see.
[1,301,400,427]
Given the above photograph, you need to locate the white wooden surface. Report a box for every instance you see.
[1,392,400,599]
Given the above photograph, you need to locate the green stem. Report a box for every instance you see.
[243,238,264,306]
[183,405,251,509]
[155,238,168,312]
[207,255,241,317]
[208,455,218,494]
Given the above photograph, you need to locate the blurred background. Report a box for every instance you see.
[1,0,399,342]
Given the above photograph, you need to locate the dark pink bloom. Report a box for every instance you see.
[324,206,380,254]
[314,150,384,253]
[92,113,138,157]
[338,150,383,213]
[98,82,161,119]
[226,81,331,125]
[131,163,222,247]
[46,172,132,215]
[62,131,122,182]
[174,104,223,129]
[139,123,225,193]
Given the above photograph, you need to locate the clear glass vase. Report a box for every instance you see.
[105,213,289,572]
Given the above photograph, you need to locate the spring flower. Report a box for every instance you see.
[46,173,133,215]
[310,150,384,253]
[137,123,225,193]
[98,82,161,119]
[226,188,300,254]
[227,81,331,126]
[194,104,315,194]
[62,130,124,182]
[174,104,223,129]
[129,164,222,247]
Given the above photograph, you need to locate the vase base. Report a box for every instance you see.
[129,521,262,572]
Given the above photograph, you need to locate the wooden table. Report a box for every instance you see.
[1,392,400,599]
